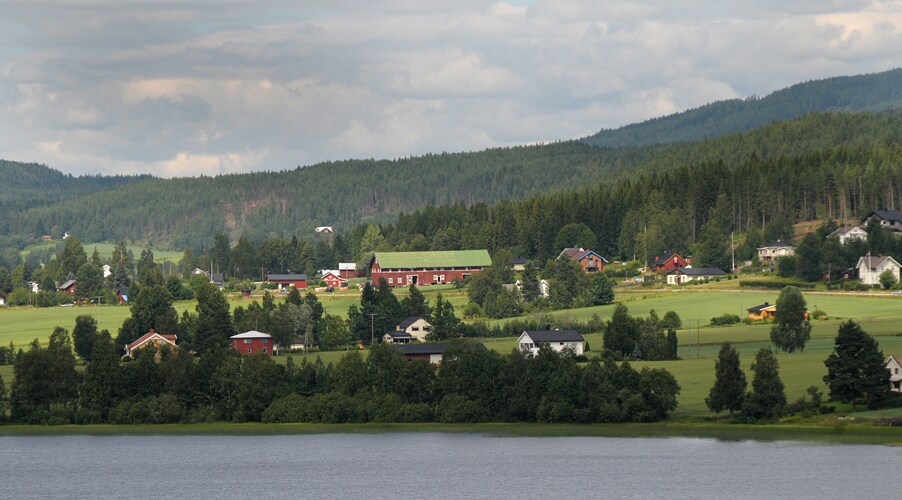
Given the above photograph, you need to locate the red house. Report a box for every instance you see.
[651,252,690,273]
[265,273,307,289]
[57,279,77,295]
[369,250,492,287]
[321,271,347,289]
[338,263,358,279]
[230,331,274,356]
[557,248,608,272]
[124,329,177,358]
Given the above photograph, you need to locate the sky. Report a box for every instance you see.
[1,1,901,178]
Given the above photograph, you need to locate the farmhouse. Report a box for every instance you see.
[124,329,177,358]
[651,252,690,273]
[265,273,308,289]
[887,355,902,393]
[57,279,77,295]
[230,331,274,356]
[757,241,796,262]
[321,271,347,289]
[863,210,902,232]
[383,331,413,344]
[518,330,585,357]
[369,250,491,287]
[747,302,777,320]
[856,255,902,285]
[827,226,868,245]
[666,267,726,285]
[557,247,608,272]
[397,316,432,341]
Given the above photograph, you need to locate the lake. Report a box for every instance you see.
[0,433,898,499]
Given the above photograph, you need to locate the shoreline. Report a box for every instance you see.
[1,421,900,445]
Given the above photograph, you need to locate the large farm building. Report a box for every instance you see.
[369,250,492,287]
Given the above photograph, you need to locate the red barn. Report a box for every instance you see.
[265,273,307,289]
[651,252,690,273]
[369,250,492,287]
[57,279,77,295]
[230,330,274,356]
[557,248,608,272]
[321,271,347,289]
[338,262,358,279]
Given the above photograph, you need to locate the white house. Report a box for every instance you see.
[102,264,112,278]
[514,279,550,298]
[757,241,796,262]
[827,226,868,245]
[397,316,432,341]
[518,330,585,357]
[666,267,726,285]
[887,355,902,393]
[856,255,902,285]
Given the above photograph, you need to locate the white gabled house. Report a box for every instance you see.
[887,355,902,393]
[856,255,902,285]
[396,316,432,342]
[827,226,868,245]
[518,330,585,357]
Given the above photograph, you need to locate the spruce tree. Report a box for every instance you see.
[770,286,812,352]
[743,348,786,420]
[706,343,746,417]
[823,320,890,412]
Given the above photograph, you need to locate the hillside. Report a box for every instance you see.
[582,67,902,148]
[4,109,902,251]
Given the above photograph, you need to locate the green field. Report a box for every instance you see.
[21,241,183,263]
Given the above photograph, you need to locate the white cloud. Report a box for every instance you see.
[1,0,901,176]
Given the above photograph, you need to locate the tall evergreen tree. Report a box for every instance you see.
[193,283,236,354]
[78,331,119,422]
[706,343,747,417]
[400,284,430,318]
[72,314,99,362]
[743,348,786,420]
[823,320,890,412]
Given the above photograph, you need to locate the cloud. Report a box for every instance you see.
[1,0,901,176]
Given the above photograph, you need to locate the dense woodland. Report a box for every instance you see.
[583,67,902,147]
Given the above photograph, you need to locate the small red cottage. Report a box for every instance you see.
[265,273,307,289]
[321,271,347,289]
[230,330,274,356]
[338,262,358,279]
[557,248,608,272]
[651,252,690,273]
[57,279,77,295]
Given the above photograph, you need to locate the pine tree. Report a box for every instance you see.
[743,348,786,420]
[770,286,812,353]
[706,343,746,417]
[823,320,890,412]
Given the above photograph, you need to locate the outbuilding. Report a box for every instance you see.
[666,267,726,285]
[230,330,274,356]
[265,273,308,289]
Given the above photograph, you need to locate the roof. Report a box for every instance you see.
[558,247,609,263]
[747,302,776,314]
[759,241,795,249]
[668,267,726,276]
[395,343,447,355]
[521,330,584,342]
[266,274,308,281]
[887,354,902,366]
[384,331,413,339]
[210,273,224,283]
[856,255,901,270]
[827,226,866,238]
[126,330,177,351]
[230,330,273,339]
[864,210,902,223]
[58,279,77,290]
[338,263,356,270]
[372,250,492,269]
[398,316,428,329]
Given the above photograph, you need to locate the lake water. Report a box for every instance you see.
[0,433,898,499]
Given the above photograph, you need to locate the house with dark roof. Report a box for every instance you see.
[57,279,77,295]
[863,210,902,232]
[396,316,432,341]
[393,342,486,364]
[651,251,690,273]
[369,250,491,287]
[757,241,796,262]
[856,255,901,285]
[265,273,308,289]
[557,248,608,273]
[827,226,868,245]
[383,331,413,344]
[210,273,224,289]
[517,330,585,356]
[124,329,177,358]
[666,267,726,285]
[887,355,902,393]
[747,302,777,320]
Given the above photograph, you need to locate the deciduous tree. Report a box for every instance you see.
[770,286,812,352]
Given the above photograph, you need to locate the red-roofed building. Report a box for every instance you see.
[124,329,178,358]
[557,248,608,273]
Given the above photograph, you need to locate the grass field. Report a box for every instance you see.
[21,241,183,263]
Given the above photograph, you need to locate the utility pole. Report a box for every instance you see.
[367,313,377,345]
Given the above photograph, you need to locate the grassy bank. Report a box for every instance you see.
[0,421,900,445]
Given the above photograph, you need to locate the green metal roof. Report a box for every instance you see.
[374,250,492,269]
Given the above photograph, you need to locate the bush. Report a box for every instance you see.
[739,279,815,290]
[710,314,741,326]
[262,393,309,423]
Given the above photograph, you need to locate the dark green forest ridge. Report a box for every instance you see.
[583,67,902,148]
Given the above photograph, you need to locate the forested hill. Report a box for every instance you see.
[4,110,902,250]
[0,160,151,212]
[582,67,902,148]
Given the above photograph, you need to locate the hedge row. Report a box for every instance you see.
[738,279,815,290]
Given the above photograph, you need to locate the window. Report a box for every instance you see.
[262,348,267,353]
[388,278,393,284]
[261,338,268,343]
[247,348,252,353]
[244,339,252,344]
[412,327,419,331]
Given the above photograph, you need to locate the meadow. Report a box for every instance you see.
[21,241,184,264]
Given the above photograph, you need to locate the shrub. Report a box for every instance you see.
[710,314,741,326]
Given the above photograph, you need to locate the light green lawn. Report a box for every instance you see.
[21,241,183,263]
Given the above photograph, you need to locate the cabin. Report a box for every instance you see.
[383,331,413,344]
[116,287,129,304]
[887,355,902,393]
[369,250,492,287]
[666,267,726,285]
[651,252,690,273]
[747,302,777,320]
[338,262,358,279]
[396,316,432,341]
[394,342,486,365]
[321,271,348,289]
[230,330,274,356]
[518,330,585,357]
[57,279,77,295]
[827,226,868,245]
[862,210,902,232]
[757,241,796,262]
[265,273,308,289]
[856,255,902,286]
[124,329,177,358]
[557,248,608,273]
